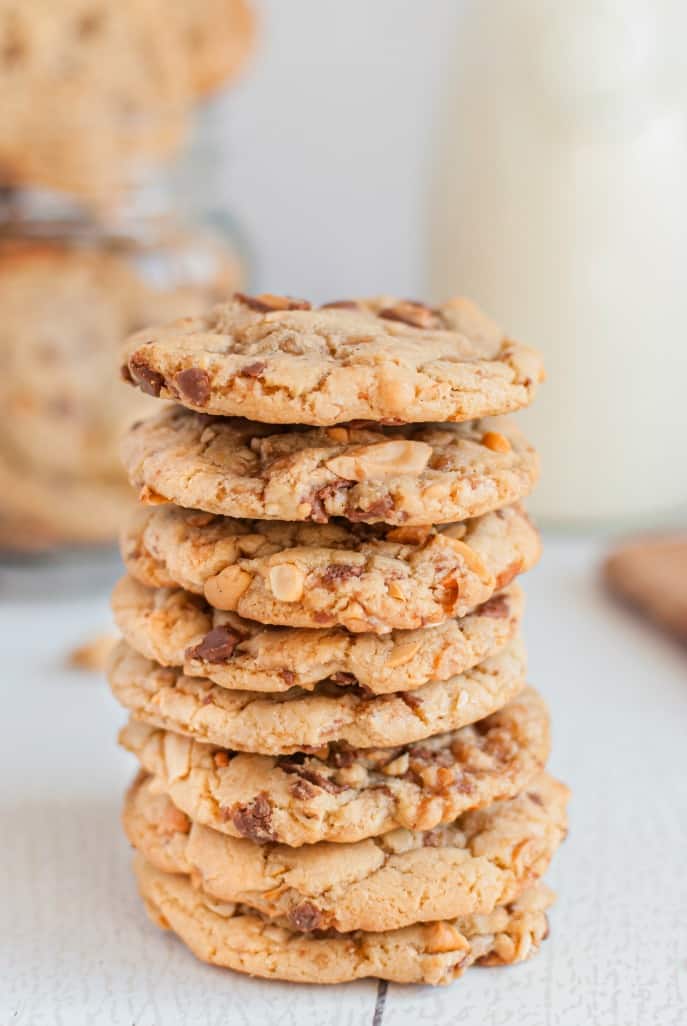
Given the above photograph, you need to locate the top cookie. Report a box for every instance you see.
[121,293,544,425]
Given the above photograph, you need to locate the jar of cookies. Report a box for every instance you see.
[0,0,254,553]
[0,179,246,551]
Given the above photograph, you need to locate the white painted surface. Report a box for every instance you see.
[1,538,685,1024]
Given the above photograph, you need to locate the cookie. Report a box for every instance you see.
[0,510,63,551]
[136,857,553,985]
[604,535,687,642]
[112,575,523,695]
[121,408,539,526]
[125,769,566,933]
[121,293,544,425]
[0,0,190,200]
[119,502,539,633]
[0,240,156,484]
[119,687,550,845]
[0,238,241,482]
[0,455,136,546]
[0,236,241,548]
[171,0,254,96]
[108,637,527,754]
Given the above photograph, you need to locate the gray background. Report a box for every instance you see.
[222,0,462,299]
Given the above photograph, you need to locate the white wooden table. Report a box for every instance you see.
[2,536,686,1026]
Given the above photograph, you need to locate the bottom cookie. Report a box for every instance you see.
[135,856,554,985]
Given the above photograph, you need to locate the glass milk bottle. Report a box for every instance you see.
[431,0,687,528]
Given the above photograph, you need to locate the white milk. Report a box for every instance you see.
[431,0,687,527]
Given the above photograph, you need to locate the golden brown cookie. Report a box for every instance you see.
[112,575,524,695]
[125,769,567,933]
[121,408,539,526]
[171,0,254,96]
[136,857,554,985]
[118,502,539,633]
[119,687,550,846]
[0,236,241,548]
[0,0,189,199]
[121,293,544,425]
[108,637,527,755]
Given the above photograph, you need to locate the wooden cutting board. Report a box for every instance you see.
[604,535,687,643]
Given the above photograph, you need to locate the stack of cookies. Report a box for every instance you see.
[109,292,569,986]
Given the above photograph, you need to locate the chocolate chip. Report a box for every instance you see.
[280,669,296,687]
[175,367,211,406]
[228,794,275,842]
[330,747,356,769]
[186,626,244,663]
[400,692,423,712]
[347,419,406,429]
[378,302,438,329]
[346,496,394,522]
[241,361,266,378]
[320,300,359,310]
[129,354,164,397]
[330,672,358,686]
[280,765,349,794]
[309,481,349,523]
[409,746,454,768]
[278,752,306,766]
[290,777,316,800]
[288,901,324,932]
[422,829,442,847]
[235,292,311,313]
[320,564,364,586]
[476,594,510,619]
[527,791,544,807]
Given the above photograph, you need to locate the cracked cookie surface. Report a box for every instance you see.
[108,637,527,754]
[119,502,539,633]
[126,770,566,933]
[112,575,524,694]
[136,857,554,984]
[121,293,544,426]
[119,687,550,846]
[121,408,539,526]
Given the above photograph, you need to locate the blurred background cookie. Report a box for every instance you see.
[171,0,254,98]
[0,227,243,549]
[0,0,254,551]
[0,0,255,202]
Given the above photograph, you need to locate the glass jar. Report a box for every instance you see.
[0,171,246,551]
[430,0,687,530]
